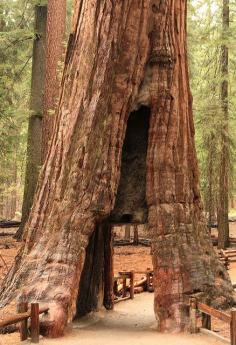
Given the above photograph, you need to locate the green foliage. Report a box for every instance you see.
[188,0,236,215]
[0,0,34,218]
[0,0,73,219]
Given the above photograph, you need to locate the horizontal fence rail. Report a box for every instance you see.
[0,302,49,343]
[189,297,236,345]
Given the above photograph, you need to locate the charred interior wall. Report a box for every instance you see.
[76,106,150,318]
[111,106,150,223]
[75,225,105,318]
[76,221,113,318]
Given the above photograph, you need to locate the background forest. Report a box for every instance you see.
[0,0,235,222]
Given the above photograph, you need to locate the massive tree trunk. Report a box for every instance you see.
[16,5,47,239]
[218,0,230,249]
[42,0,66,162]
[0,0,234,337]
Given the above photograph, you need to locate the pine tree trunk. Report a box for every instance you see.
[218,0,229,249]
[16,5,47,239]
[206,134,215,229]
[42,0,66,162]
[10,151,18,219]
[1,1,234,337]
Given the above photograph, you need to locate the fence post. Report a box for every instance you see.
[17,301,28,341]
[231,309,236,345]
[124,225,131,241]
[202,313,211,330]
[122,276,127,298]
[133,226,139,245]
[189,298,198,334]
[31,303,39,343]
[130,271,135,300]
[114,279,118,296]
[146,268,151,291]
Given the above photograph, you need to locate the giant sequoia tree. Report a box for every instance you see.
[0,0,234,337]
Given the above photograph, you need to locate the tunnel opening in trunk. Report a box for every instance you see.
[111,105,150,224]
[76,106,150,319]
[75,220,113,318]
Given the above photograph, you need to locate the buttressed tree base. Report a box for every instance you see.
[0,0,234,337]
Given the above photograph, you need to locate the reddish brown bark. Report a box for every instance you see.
[42,0,66,162]
[218,0,230,249]
[0,0,234,337]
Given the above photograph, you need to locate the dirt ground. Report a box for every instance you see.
[0,294,228,345]
[0,223,236,344]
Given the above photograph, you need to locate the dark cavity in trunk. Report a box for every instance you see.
[75,221,113,318]
[111,105,150,224]
[75,106,150,318]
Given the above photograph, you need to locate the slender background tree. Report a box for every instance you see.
[42,0,66,162]
[218,0,230,248]
[16,4,47,239]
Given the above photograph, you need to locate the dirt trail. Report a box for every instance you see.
[1,293,227,345]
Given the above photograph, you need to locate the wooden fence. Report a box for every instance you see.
[134,269,153,292]
[0,302,49,343]
[114,271,135,303]
[3,290,235,344]
[189,297,236,345]
[219,249,236,265]
[113,269,153,303]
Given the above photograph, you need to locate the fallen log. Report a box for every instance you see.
[134,277,147,288]
[134,286,144,294]
[114,296,130,304]
[0,231,17,237]
[114,240,133,246]
[0,220,21,228]
[138,239,151,246]
[0,324,18,334]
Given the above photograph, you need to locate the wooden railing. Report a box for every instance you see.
[189,297,236,345]
[134,269,153,292]
[114,271,135,303]
[113,269,153,303]
[219,249,236,266]
[0,302,49,343]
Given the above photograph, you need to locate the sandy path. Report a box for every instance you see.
[2,293,225,345]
